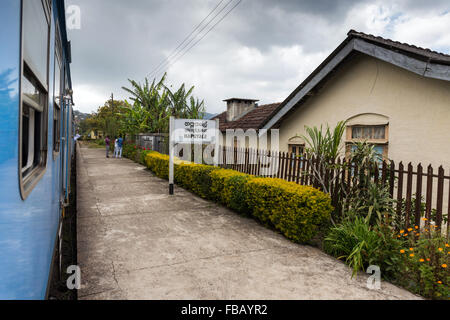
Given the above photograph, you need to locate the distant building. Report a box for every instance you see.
[88,130,104,140]
[213,98,280,147]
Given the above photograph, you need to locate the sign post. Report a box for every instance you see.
[214,119,220,167]
[169,118,218,195]
[169,117,175,195]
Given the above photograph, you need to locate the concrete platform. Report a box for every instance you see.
[76,144,421,300]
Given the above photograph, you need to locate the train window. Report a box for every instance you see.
[22,0,50,88]
[53,28,62,154]
[20,0,50,199]
[21,70,47,176]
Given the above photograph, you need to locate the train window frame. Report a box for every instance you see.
[53,24,62,157]
[19,0,51,200]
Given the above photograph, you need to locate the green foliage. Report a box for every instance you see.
[78,99,127,138]
[324,217,402,279]
[340,141,393,223]
[302,120,347,161]
[144,152,333,244]
[175,162,218,199]
[324,139,448,299]
[245,178,333,243]
[210,169,253,214]
[300,121,347,198]
[345,181,395,226]
[396,228,449,300]
[121,73,206,135]
[122,142,140,162]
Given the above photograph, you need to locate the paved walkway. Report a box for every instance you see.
[77,144,421,300]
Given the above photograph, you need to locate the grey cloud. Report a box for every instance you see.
[66,0,450,113]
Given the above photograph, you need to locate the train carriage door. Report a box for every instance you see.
[54,24,63,203]
[60,73,66,202]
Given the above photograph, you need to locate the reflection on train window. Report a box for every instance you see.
[20,0,50,198]
[22,0,50,87]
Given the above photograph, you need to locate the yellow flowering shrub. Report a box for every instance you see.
[245,178,333,243]
[175,162,218,199]
[210,169,253,213]
[145,152,171,179]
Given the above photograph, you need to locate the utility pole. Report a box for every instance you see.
[111,93,114,107]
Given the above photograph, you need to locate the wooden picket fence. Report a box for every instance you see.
[219,146,449,235]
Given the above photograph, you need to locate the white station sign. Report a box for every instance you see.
[173,119,217,144]
[169,117,220,195]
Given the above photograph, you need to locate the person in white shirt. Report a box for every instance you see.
[114,138,119,158]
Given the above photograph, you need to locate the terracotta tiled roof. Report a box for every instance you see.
[348,30,450,64]
[213,103,281,131]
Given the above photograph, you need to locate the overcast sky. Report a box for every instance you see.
[66,0,450,114]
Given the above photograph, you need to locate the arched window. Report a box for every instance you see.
[345,113,389,159]
[288,135,305,155]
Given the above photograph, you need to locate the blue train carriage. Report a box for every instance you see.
[0,0,74,299]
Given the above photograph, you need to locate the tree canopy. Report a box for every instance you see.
[77,73,206,139]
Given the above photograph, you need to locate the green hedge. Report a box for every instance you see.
[145,151,333,244]
[245,178,333,243]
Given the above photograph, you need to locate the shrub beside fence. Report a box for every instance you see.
[219,147,449,235]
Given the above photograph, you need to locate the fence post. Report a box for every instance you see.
[389,161,395,198]
[256,149,260,176]
[332,158,341,216]
[381,161,387,185]
[415,163,423,227]
[447,174,450,241]
[405,163,413,229]
[425,165,433,227]
[301,155,307,185]
[246,148,250,174]
[396,162,404,221]
[285,152,291,181]
[436,166,444,230]
[287,152,293,182]
[296,155,301,184]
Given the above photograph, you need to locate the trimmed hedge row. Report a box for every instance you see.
[145,151,333,243]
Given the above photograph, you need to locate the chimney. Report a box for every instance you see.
[224,98,259,122]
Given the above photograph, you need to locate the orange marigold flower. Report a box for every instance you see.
[446,244,449,247]
[426,258,430,261]
[419,259,425,262]
[422,218,428,221]
[438,248,443,252]
[415,226,419,229]
[409,253,415,257]
[437,281,442,284]
[400,230,405,234]
[400,250,405,254]
[408,228,413,232]
[409,248,414,251]
[404,233,408,237]
[442,264,448,268]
